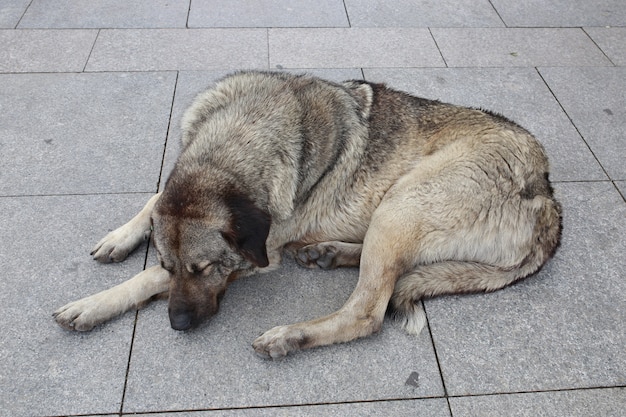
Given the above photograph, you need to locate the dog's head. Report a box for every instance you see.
[152,176,271,331]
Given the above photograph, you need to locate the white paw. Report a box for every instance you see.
[252,325,306,359]
[53,294,114,332]
[90,225,150,263]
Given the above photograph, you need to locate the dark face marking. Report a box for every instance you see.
[221,189,271,268]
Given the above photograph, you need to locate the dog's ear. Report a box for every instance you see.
[342,80,373,120]
[222,192,271,267]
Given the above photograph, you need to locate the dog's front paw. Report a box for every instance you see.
[91,226,150,263]
[53,295,111,332]
[252,325,307,359]
[295,243,337,269]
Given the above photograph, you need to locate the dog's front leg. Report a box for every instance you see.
[91,192,161,263]
[252,245,399,358]
[53,265,170,331]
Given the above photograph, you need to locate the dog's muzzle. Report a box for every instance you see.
[169,308,193,331]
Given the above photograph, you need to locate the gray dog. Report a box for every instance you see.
[54,71,562,358]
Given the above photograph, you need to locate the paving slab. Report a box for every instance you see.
[188,0,349,28]
[18,0,189,28]
[449,387,626,417]
[130,398,451,416]
[269,28,444,68]
[0,193,151,417]
[0,72,175,196]
[539,67,626,180]
[490,0,626,27]
[431,28,612,67]
[345,0,504,27]
[585,27,626,66]
[123,253,444,413]
[0,0,29,28]
[161,69,364,187]
[86,29,268,72]
[616,182,626,201]
[425,182,626,395]
[362,68,606,182]
[0,29,97,72]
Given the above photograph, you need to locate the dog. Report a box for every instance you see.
[53,71,562,358]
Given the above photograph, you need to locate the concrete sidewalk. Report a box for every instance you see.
[1,1,625,416]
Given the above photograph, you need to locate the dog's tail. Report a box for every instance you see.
[390,194,562,336]
[388,260,537,336]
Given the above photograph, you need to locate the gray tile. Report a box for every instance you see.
[362,68,606,182]
[490,0,626,27]
[616,182,626,201]
[0,0,29,28]
[86,29,268,72]
[269,28,445,68]
[585,27,626,66]
[0,29,96,72]
[431,28,612,67]
[162,69,365,189]
[425,182,626,395]
[0,72,175,196]
[0,194,150,416]
[18,0,189,28]
[131,398,451,416]
[450,388,626,417]
[123,257,444,412]
[539,67,626,180]
[345,0,504,27]
[189,0,349,28]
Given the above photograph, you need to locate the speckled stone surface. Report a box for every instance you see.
[0,72,175,195]
[269,28,445,68]
[0,194,150,416]
[0,29,97,72]
[0,0,30,27]
[86,29,268,71]
[449,387,626,417]
[344,0,503,27]
[18,0,190,28]
[133,398,452,416]
[431,28,612,67]
[490,0,626,27]
[585,27,626,66]
[538,67,626,180]
[188,0,349,28]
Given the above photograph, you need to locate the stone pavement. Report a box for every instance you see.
[1,1,625,416]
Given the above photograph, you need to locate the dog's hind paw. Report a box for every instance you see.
[91,226,151,263]
[252,325,307,359]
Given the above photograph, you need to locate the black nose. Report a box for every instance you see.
[169,309,193,331]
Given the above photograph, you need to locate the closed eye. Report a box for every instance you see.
[187,260,215,275]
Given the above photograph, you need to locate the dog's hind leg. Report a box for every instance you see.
[91,193,161,263]
[53,265,170,331]
[293,241,362,269]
